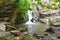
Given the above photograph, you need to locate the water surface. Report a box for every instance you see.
[17,22,50,35]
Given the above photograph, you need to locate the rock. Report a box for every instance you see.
[22,34,38,40]
[0,22,11,31]
[0,24,6,31]
[14,36,20,40]
[0,31,10,37]
[0,37,7,40]
[51,37,58,40]
[0,0,17,22]
[6,25,16,31]
[10,30,20,36]
[57,2,60,8]
[19,28,28,33]
[45,27,55,34]
[33,33,44,39]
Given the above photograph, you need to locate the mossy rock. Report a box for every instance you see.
[0,37,7,40]
[22,35,38,40]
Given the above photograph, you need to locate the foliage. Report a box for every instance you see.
[9,0,32,24]
[35,0,48,9]
[15,0,32,24]
[16,0,32,21]
[50,0,58,8]
[36,0,58,9]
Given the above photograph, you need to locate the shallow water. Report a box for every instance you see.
[17,22,50,35]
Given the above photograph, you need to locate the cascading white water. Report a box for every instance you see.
[28,10,32,21]
[25,10,34,24]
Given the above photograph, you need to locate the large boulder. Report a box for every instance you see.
[0,0,17,23]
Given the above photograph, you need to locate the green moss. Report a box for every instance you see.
[36,0,58,9]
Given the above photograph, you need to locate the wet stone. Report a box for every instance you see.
[22,34,38,40]
[45,27,55,34]
[10,30,20,37]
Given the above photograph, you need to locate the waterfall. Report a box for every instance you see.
[25,0,38,24]
[25,10,35,24]
[28,10,32,21]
